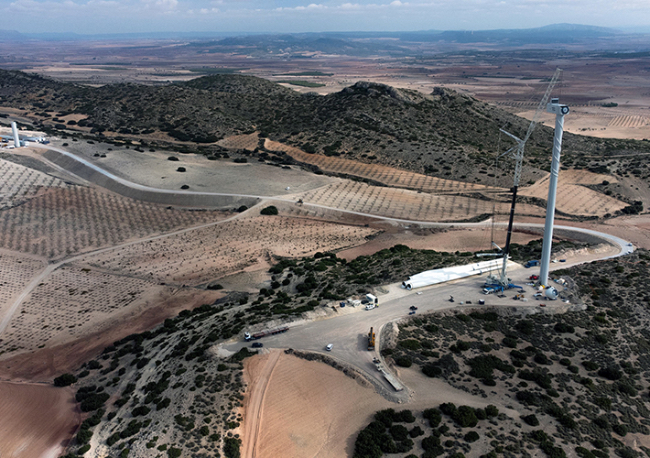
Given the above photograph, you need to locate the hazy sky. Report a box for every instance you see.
[4,0,649,35]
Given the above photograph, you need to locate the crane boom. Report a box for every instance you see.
[490,68,563,287]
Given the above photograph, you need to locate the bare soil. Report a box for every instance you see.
[0,381,80,458]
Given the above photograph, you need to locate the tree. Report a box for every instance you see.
[53,373,77,387]
[260,206,278,215]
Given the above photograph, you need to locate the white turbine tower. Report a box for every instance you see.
[539,97,570,291]
[11,122,20,148]
[488,68,562,287]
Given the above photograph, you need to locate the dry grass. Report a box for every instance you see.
[0,186,228,260]
[0,251,46,316]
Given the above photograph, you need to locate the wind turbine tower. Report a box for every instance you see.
[539,98,570,288]
[11,122,20,148]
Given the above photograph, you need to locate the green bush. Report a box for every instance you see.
[396,356,412,368]
[399,339,421,350]
[464,431,480,443]
[167,448,182,458]
[390,424,409,441]
[523,414,539,426]
[53,373,77,387]
[598,366,623,380]
[485,405,499,417]
[613,424,628,436]
[224,437,241,458]
[260,206,278,216]
[132,405,151,417]
[77,444,91,455]
[409,426,424,438]
[422,364,442,377]
[582,360,599,371]
[423,408,442,428]
[451,406,478,428]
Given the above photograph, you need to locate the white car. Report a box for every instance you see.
[325,344,333,351]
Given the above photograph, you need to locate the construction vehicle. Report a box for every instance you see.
[484,282,523,294]
[368,327,376,351]
[244,326,289,341]
[525,260,540,268]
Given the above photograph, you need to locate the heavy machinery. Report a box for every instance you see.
[368,327,376,351]
[244,326,289,341]
[485,68,562,290]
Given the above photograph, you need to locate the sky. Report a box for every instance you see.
[3,0,650,35]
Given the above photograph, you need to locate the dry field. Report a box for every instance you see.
[45,142,335,197]
[76,215,378,287]
[0,250,46,320]
[242,351,524,458]
[336,227,542,261]
[0,185,228,260]
[516,105,650,140]
[265,139,501,194]
[217,132,260,151]
[242,351,392,458]
[293,181,545,222]
[518,169,626,216]
[0,157,68,210]
[0,264,166,357]
[0,381,79,458]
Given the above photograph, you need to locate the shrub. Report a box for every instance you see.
[502,337,518,348]
[554,323,575,333]
[397,410,415,423]
[132,405,151,417]
[613,424,628,436]
[422,364,442,378]
[534,353,551,365]
[176,167,186,172]
[396,356,412,368]
[260,206,279,215]
[582,360,599,371]
[168,156,179,161]
[422,435,441,451]
[375,409,396,427]
[80,393,110,412]
[76,428,93,445]
[485,405,499,417]
[452,406,478,428]
[467,355,514,379]
[439,403,456,416]
[523,414,539,426]
[390,424,409,441]
[54,373,77,387]
[423,408,442,428]
[409,426,424,438]
[236,205,248,212]
[399,339,421,350]
[167,448,182,458]
[224,437,241,458]
[598,366,623,380]
[464,431,480,443]
[77,444,91,455]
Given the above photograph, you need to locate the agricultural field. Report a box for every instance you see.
[518,169,628,217]
[76,215,378,287]
[217,132,261,151]
[0,156,68,209]
[265,140,501,194]
[0,264,166,357]
[0,250,46,317]
[293,181,545,222]
[0,185,229,260]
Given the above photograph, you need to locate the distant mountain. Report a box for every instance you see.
[0,30,25,41]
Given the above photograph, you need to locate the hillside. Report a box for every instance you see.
[1,70,650,190]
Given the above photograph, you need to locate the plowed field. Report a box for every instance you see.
[294,181,545,221]
[265,140,501,194]
[0,382,78,458]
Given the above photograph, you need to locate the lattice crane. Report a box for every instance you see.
[487,68,563,287]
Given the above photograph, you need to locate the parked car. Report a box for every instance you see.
[325,344,333,351]
[529,275,539,280]
[252,342,263,348]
